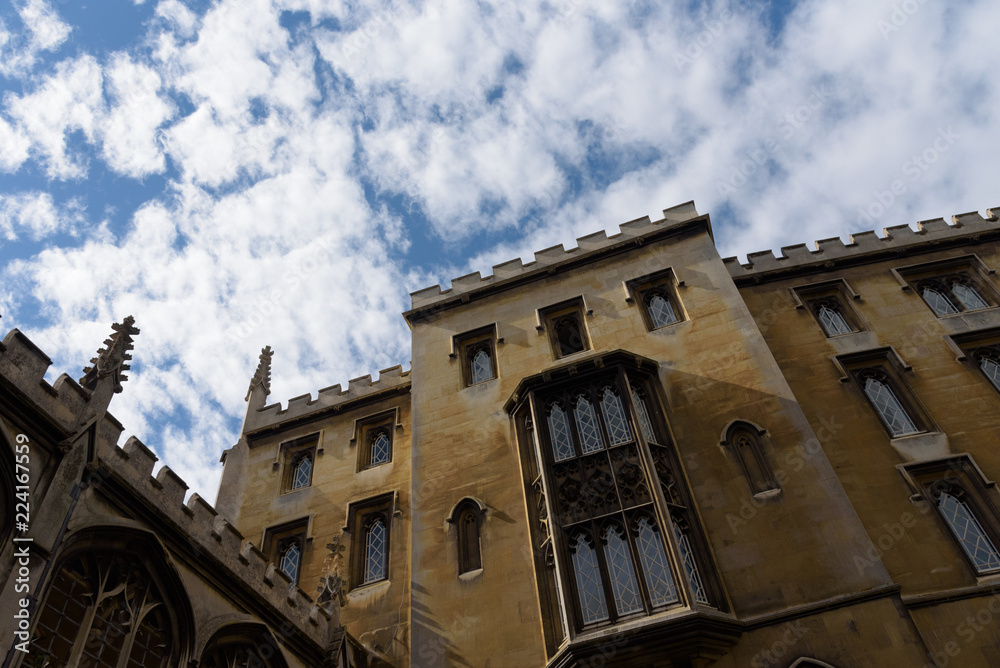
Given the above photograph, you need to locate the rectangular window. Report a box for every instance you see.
[453,324,499,386]
[538,298,591,359]
[836,349,932,438]
[893,255,999,317]
[792,279,864,337]
[900,456,1000,575]
[346,492,395,588]
[263,518,309,584]
[624,268,687,331]
[353,411,398,471]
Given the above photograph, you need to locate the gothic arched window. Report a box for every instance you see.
[644,290,679,329]
[290,453,312,490]
[363,517,388,584]
[28,552,176,668]
[528,372,718,631]
[723,422,779,496]
[450,499,486,574]
[971,347,1000,394]
[278,539,302,583]
[858,370,919,437]
[470,347,494,384]
[813,298,853,336]
[920,283,960,316]
[200,625,288,668]
[937,489,1000,573]
[369,429,391,467]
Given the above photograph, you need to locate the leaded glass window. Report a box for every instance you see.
[574,396,605,454]
[980,355,1000,393]
[548,403,575,462]
[816,302,852,336]
[952,280,989,311]
[673,520,709,604]
[570,533,608,624]
[27,552,173,668]
[922,285,959,316]
[370,431,391,466]
[603,526,643,615]
[635,517,678,607]
[862,374,919,436]
[600,387,632,446]
[939,492,1000,573]
[291,454,312,490]
[647,293,678,329]
[364,519,388,584]
[471,348,493,384]
[631,388,656,443]
[279,541,301,583]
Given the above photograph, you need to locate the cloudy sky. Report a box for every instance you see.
[0,0,996,499]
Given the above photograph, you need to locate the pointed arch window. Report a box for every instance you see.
[290,453,312,490]
[860,371,919,437]
[970,346,1000,394]
[28,552,176,668]
[347,493,394,589]
[369,430,391,466]
[455,326,499,386]
[280,434,318,493]
[645,291,679,329]
[278,539,302,583]
[814,299,853,336]
[897,257,999,317]
[363,517,388,584]
[723,423,779,496]
[450,499,486,575]
[522,369,721,633]
[938,490,1000,573]
[264,519,308,585]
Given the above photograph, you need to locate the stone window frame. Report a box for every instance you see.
[514,360,725,636]
[791,278,865,337]
[536,297,593,360]
[946,327,1000,398]
[275,433,319,494]
[898,455,1000,576]
[720,421,781,498]
[834,347,935,439]
[350,409,401,472]
[623,267,688,332]
[448,497,487,576]
[891,254,1000,317]
[344,491,397,590]
[263,517,310,585]
[451,323,502,387]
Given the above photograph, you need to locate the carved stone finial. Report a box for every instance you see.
[245,345,273,401]
[79,316,140,394]
[317,533,347,611]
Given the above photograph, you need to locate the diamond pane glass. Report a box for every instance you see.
[939,492,1000,572]
[370,432,390,466]
[952,282,989,311]
[923,286,959,316]
[574,397,605,454]
[631,389,656,443]
[571,535,608,624]
[291,455,311,489]
[279,543,300,583]
[600,388,632,446]
[471,349,493,384]
[603,527,643,615]
[648,294,678,328]
[364,520,387,583]
[863,376,918,436]
[673,521,708,604]
[548,404,575,462]
[817,304,852,336]
[981,357,1000,393]
[636,517,678,607]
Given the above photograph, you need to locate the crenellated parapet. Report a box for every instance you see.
[0,328,91,432]
[724,208,1000,284]
[405,201,708,320]
[244,364,411,436]
[93,430,337,647]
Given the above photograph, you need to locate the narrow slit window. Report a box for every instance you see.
[673,520,709,604]
[456,503,483,574]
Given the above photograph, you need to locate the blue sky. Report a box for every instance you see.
[0,0,997,498]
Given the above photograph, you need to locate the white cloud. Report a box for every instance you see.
[0,0,71,77]
[0,191,84,243]
[0,116,30,171]
[101,54,174,177]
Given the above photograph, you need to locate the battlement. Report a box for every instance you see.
[724,208,1000,283]
[0,328,90,430]
[406,201,706,318]
[245,364,411,435]
[100,425,335,644]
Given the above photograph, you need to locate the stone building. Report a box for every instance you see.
[2,200,1000,667]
